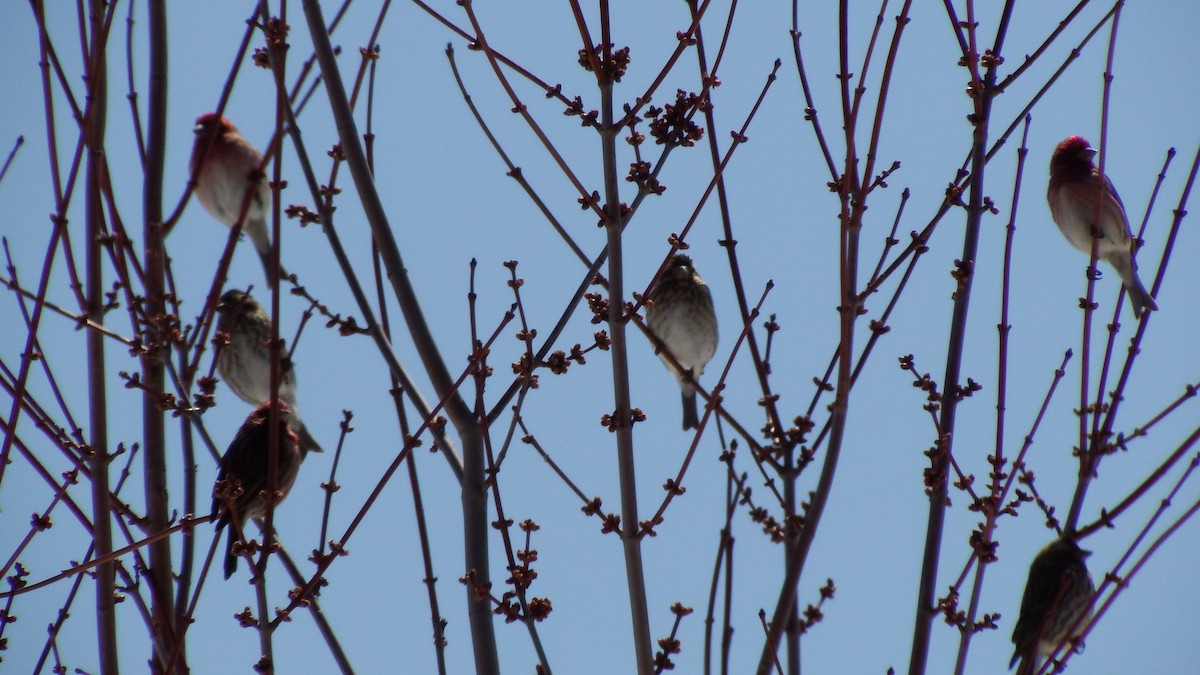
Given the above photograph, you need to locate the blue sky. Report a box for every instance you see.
[2,1,1199,673]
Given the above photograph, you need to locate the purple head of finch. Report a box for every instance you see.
[211,400,302,579]
[1010,537,1095,675]
[215,289,324,456]
[1047,135,1157,317]
[646,254,718,430]
[191,113,285,288]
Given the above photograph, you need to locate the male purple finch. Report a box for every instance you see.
[212,400,302,579]
[1048,135,1157,317]
[191,113,284,288]
[1010,537,1095,674]
[646,254,718,430]
[215,289,324,456]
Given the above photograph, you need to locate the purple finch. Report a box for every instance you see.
[646,254,718,430]
[191,113,284,288]
[215,289,324,456]
[1048,135,1157,317]
[211,400,302,579]
[1010,537,1095,674]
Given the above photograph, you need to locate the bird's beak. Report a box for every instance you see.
[1081,146,1097,161]
[194,123,204,135]
[1080,548,1093,558]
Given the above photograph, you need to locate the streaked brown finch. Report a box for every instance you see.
[646,254,718,430]
[215,289,324,456]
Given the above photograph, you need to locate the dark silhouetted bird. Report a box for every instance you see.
[212,400,302,579]
[1010,537,1095,674]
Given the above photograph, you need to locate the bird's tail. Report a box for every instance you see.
[223,525,238,579]
[1011,647,1046,675]
[681,390,699,430]
[253,246,290,290]
[293,415,325,456]
[1114,258,1158,318]
[248,218,286,289]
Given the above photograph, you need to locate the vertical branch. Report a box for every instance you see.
[685,1,793,664]
[399,402,450,675]
[254,537,275,668]
[299,1,495,671]
[1064,1,1123,535]
[171,412,198,636]
[364,47,449,675]
[952,114,1031,675]
[259,19,282,671]
[703,463,741,675]
[83,0,116,670]
[754,0,905,667]
[254,2,291,665]
[683,0,788,496]
[907,2,1012,672]
[141,0,177,669]
[587,4,653,672]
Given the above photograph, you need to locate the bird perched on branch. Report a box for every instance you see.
[1010,537,1095,675]
[212,400,302,579]
[215,289,324,456]
[1048,135,1157,318]
[646,254,718,430]
[191,113,285,288]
